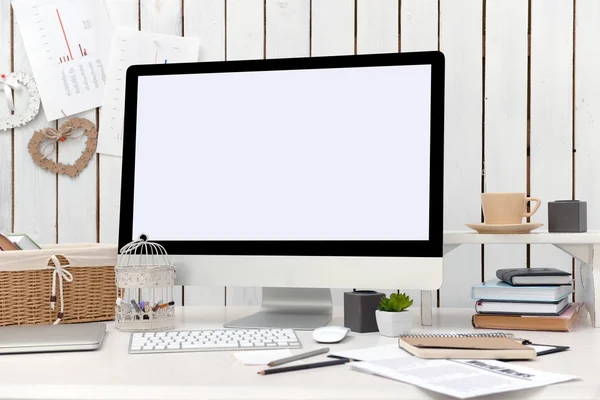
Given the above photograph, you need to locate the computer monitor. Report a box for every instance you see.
[119,52,445,330]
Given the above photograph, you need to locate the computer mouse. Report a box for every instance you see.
[312,326,350,343]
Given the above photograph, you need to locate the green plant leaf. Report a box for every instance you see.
[377,293,413,312]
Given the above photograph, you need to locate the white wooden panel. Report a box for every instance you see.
[140,0,182,35]
[99,0,137,245]
[357,0,422,307]
[57,110,97,243]
[311,0,354,306]
[178,0,225,306]
[530,0,573,273]
[574,0,600,304]
[0,0,12,234]
[483,0,528,280]
[98,155,122,243]
[401,0,438,52]
[227,0,263,61]
[184,0,224,61]
[439,0,483,306]
[138,0,185,305]
[266,0,310,58]
[233,0,310,305]
[575,0,600,230]
[311,0,354,57]
[400,0,438,308]
[12,11,57,245]
[356,0,398,54]
[225,0,264,306]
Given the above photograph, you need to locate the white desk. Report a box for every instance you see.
[1,306,599,400]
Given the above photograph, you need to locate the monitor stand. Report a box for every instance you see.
[223,288,333,330]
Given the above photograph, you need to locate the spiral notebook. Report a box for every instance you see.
[397,333,537,360]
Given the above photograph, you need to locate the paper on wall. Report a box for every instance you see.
[12,0,113,121]
[96,29,200,157]
[350,357,578,399]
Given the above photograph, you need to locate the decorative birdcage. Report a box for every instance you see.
[115,237,176,331]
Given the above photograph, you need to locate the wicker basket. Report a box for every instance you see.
[0,244,117,326]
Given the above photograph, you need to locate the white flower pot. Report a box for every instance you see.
[376,309,413,337]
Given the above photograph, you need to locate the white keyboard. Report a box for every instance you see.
[128,328,302,354]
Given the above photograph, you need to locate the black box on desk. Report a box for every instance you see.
[344,290,384,333]
[548,200,587,233]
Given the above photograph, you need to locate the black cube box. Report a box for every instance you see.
[548,200,587,233]
[344,290,385,333]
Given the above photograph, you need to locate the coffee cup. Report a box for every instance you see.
[481,192,541,224]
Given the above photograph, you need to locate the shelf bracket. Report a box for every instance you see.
[553,244,593,264]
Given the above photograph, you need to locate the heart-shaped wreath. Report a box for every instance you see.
[0,72,41,131]
[28,118,98,178]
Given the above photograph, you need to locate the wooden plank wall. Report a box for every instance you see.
[0,0,596,307]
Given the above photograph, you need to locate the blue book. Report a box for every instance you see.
[471,279,573,302]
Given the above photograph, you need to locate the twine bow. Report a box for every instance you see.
[50,255,74,325]
[39,121,84,160]
[0,73,20,112]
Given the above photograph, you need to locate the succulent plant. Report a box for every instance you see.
[378,293,413,312]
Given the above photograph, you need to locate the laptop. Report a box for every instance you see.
[0,323,106,354]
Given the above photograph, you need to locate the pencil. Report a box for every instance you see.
[257,358,351,375]
[268,347,330,367]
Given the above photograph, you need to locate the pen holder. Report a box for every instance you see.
[115,238,176,331]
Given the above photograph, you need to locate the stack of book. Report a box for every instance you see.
[471,268,579,332]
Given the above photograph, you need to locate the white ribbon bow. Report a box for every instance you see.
[0,75,20,112]
[50,255,74,325]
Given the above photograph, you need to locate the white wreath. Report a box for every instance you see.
[0,72,41,131]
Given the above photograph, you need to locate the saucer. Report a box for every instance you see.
[465,222,544,234]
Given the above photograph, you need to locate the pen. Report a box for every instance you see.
[130,299,141,312]
[258,358,351,375]
[268,347,330,367]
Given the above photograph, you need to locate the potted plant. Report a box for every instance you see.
[375,293,413,337]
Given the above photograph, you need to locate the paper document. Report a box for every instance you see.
[234,349,292,365]
[12,0,113,120]
[96,29,200,157]
[330,344,411,362]
[350,357,578,399]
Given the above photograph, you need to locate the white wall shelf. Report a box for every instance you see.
[426,231,600,328]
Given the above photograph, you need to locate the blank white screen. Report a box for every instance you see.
[133,64,431,240]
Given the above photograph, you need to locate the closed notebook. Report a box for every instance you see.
[475,297,570,315]
[496,268,572,286]
[472,279,572,302]
[0,233,19,251]
[6,234,40,250]
[472,303,580,332]
[397,333,536,360]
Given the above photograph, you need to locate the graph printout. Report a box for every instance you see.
[96,29,200,157]
[12,0,113,121]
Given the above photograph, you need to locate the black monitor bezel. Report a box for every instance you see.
[119,51,444,257]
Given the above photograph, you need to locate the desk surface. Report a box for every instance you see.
[1,307,599,400]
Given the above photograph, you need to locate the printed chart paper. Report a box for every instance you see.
[96,29,200,157]
[350,357,578,399]
[12,0,113,121]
